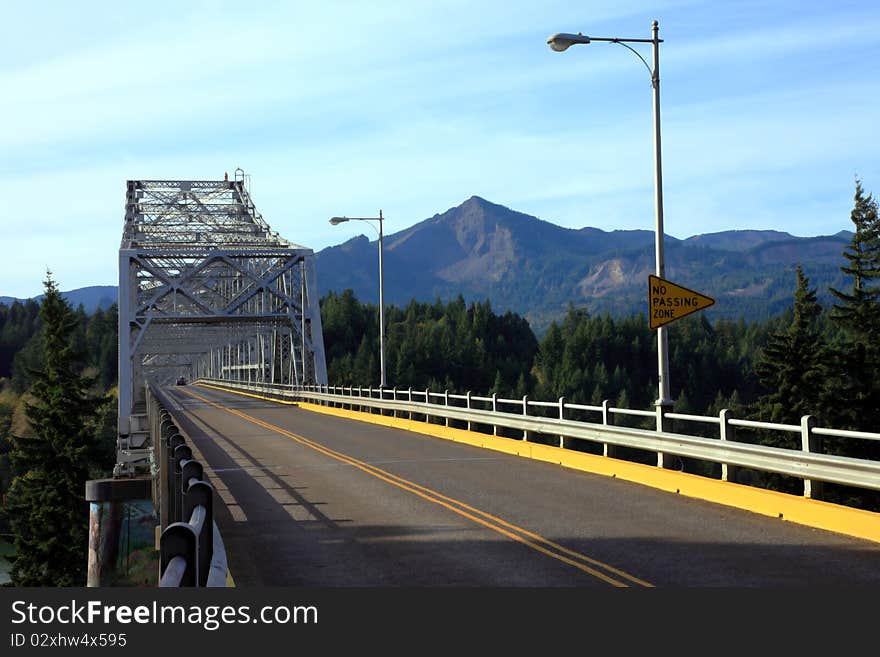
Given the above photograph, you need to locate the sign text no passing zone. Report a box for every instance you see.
[648,274,715,329]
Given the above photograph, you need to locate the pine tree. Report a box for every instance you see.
[754,266,826,436]
[491,370,505,396]
[7,273,109,586]
[826,178,880,430]
[829,179,880,338]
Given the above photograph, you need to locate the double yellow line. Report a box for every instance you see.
[183,386,653,588]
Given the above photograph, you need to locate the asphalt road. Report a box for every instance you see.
[164,384,880,587]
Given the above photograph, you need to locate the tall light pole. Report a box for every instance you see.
[547,20,673,408]
[329,210,386,388]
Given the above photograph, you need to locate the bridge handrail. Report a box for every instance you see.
[609,407,656,418]
[148,384,220,587]
[159,556,188,587]
[728,418,801,433]
[814,427,880,440]
[665,412,722,426]
[198,378,880,500]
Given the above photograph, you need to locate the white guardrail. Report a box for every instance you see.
[195,378,880,501]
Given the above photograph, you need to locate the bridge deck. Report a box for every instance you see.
[165,385,880,587]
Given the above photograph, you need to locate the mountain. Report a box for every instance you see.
[316,196,853,331]
[316,195,660,324]
[2,198,853,332]
[0,285,117,314]
[682,230,794,251]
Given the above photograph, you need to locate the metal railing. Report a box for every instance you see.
[147,385,218,587]
[196,378,880,502]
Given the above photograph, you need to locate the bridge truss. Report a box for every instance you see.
[117,172,328,475]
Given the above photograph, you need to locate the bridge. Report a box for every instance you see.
[86,175,880,588]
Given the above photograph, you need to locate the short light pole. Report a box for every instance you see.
[329,211,386,388]
[547,20,673,408]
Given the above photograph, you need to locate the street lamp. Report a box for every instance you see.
[548,20,673,409]
[329,210,386,388]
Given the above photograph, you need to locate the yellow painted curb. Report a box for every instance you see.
[197,383,298,405]
[297,400,880,545]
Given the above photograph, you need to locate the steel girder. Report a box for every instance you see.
[117,177,328,476]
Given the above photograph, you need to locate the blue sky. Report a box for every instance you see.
[1,0,878,298]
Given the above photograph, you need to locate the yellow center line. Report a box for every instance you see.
[185,385,654,587]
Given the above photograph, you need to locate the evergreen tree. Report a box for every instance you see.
[829,179,880,336]
[826,179,880,430]
[7,273,109,586]
[753,266,826,436]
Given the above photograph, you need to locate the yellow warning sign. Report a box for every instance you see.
[648,274,715,329]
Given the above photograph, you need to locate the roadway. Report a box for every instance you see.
[164,384,880,587]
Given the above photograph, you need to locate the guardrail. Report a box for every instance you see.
[197,378,880,501]
[146,385,221,587]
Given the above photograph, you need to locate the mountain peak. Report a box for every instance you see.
[452,195,507,217]
[462,194,493,207]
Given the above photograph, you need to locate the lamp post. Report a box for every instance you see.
[547,20,673,409]
[329,210,386,388]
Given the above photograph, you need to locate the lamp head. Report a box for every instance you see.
[547,32,591,52]
[329,217,349,225]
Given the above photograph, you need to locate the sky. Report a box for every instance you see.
[1,0,879,298]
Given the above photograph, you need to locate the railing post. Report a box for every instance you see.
[368,386,373,414]
[184,480,214,587]
[172,443,192,523]
[466,391,472,431]
[719,409,738,483]
[444,390,450,427]
[160,431,181,531]
[801,415,823,499]
[656,402,676,469]
[180,460,203,494]
[602,400,615,458]
[492,393,498,436]
[425,388,430,424]
[558,397,566,449]
[408,387,413,420]
[393,386,398,418]
[522,395,529,441]
[159,523,197,587]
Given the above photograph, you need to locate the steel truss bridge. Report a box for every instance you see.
[115,171,328,476]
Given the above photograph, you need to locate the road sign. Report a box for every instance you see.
[648,274,715,329]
